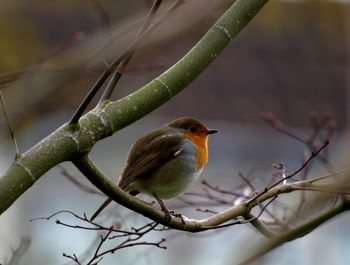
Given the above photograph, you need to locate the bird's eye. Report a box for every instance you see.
[189,126,196,133]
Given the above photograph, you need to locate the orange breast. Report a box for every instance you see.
[184,132,208,169]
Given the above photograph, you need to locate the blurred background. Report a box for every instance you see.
[0,0,349,264]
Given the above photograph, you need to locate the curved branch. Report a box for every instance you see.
[237,200,350,265]
[73,156,350,233]
[0,0,269,215]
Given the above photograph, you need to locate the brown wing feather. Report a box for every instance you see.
[118,130,184,190]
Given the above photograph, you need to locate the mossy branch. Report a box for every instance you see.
[0,0,269,215]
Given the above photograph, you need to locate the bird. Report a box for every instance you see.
[90,116,217,221]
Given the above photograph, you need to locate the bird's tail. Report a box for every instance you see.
[90,197,112,221]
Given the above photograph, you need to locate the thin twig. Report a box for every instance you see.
[69,0,185,125]
[196,199,280,231]
[196,208,218,214]
[201,180,245,197]
[86,223,165,264]
[249,140,329,203]
[59,165,104,196]
[260,112,308,143]
[261,112,334,172]
[89,0,112,31]
[238,172,257,193]
[174,196,231,209]
[243,197,277,238]
[37,210,165,264]
[30,210,137,235]
[132,221,157,233]
[0,89,20,160]
[63,253,82,265]
[202,178,288,230]
[100,0,163,102]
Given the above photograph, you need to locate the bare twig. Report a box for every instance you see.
[261,112,334,172]
[249,140,329,204]
[201,180,244,197]
[32,210,166,264]
[63,253,82,265]
[195,197,278,232]
[260,112,308,142]
[100,0,164,101]
[89,0,112,31]
[69,0,185,124]
[85,223,165,264]
[196,208,218,214]
[59,165,104,196]
[238,172,257,193]
[243,196,278,238]
[30,210,139,235]
[0,89,20,160]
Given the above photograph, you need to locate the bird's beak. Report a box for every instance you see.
[206,129,218,135]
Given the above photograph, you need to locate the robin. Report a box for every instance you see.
[90,116,217,221]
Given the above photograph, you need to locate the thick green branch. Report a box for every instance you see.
[0,0,269,215]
